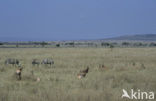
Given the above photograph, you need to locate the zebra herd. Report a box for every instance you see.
[4,58,54,66]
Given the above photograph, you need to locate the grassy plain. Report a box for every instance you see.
[0,48,156,101]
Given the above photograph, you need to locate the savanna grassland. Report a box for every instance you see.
[0,48,156,101]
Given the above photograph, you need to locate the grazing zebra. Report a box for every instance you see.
[77,67,89,79]
[41,58,54,65]
[16,67,23,80]
[5,58,19,65]
[32,59,40,66]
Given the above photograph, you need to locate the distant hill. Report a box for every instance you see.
[104,34,156,41]
[1,34,156,42]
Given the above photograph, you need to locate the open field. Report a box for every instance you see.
[0,48,156,101]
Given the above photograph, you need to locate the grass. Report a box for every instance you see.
[0,48,156,101]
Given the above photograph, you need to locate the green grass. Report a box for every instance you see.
[0,48,156,101]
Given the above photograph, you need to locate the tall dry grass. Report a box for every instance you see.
[0,48,156,101]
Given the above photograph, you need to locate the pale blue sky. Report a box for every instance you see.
[0,0,156,41]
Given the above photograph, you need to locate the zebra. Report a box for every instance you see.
[32,59,40,66]
[41,58,54,65]
[5,58,19,66]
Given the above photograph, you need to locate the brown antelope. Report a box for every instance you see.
[80,66,89,73]
[77,67,89,79]
[16,67,23,80]
[77,73,87,79]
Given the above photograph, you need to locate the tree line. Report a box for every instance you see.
[0,41,156,48]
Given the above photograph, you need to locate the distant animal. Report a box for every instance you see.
[16,67,23,80]
[5,58,19,65]
[78,67,89,79]
[41,58,54,65]
[80,66,89,74]
[98,64,107,71]
[36,77,40,82]
[77,73,87,79]
[32,59,40,66]
[99,64,106,69]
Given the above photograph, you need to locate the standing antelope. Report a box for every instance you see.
[77,67,89,79]
[16,67,23,80]
[77,72,87,79]
[80,66,89,74]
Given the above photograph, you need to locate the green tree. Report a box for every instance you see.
[133,42,143,47]
[40,41,48,47]
[122,42,130,47]
[0,42,3,45]
[101,42,110,47]
[16,43,19,48]
[149,42,156,47]
[56,43,60,47]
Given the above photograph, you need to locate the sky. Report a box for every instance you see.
[0,0,156,41]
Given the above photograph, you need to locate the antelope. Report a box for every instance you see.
[77,73,87,79]
[16,67,23,80]
[80,66,89,74]
[99,64,106,69]
[77,67,89,79]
